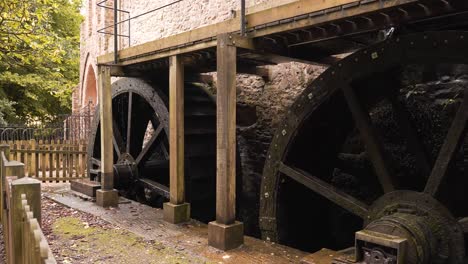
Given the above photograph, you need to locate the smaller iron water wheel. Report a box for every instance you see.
[260,31,468,263]
[88,78,217,222]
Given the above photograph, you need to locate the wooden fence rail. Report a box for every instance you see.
[1,145,57,263]
[1,139,88,182]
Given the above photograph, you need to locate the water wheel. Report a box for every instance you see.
[88,78,216,222]
[260,31,468,263]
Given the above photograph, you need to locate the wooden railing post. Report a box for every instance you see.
[163,55,190,224]
[10,165,41,264]
[0,144,10,222]
[208,34,244,250]
[96,65,118,207]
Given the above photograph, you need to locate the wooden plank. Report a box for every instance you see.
[169,55,185,205]
[16,141,20,162]
[8,142,13,161]
[44,140,50,171]
[97,0,417,67]
[40,141,46,182]
[34,143,39,179]
[81,143,87,177]
[98,0,361,65]
[55,141,61,182]
[49,143,54,183]
[250,0,417,39]
[246,0,357,28]
[73,144,79,178]
[29,140,36,178]
[68,141,73,180]
[215,34,237,225]
[98,66,114,190]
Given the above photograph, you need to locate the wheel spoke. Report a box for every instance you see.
[135,123,164,165]
[89,168,100,175]
[424,90,468,196]
[278,162,369,219]
[126,91,133,153]
[389,94,431,176]
[139,178,170,199]
[143,159,169,169]
[459,217,468,233]
[91,157,101,167]
[342,84,394,193]
[161,142,169,160]
[112,119,124,158]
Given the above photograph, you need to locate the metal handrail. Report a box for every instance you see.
[96,0,249,63]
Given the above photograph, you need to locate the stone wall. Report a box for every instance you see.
[78,0,326,235]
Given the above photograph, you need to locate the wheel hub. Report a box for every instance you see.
[355,191,465,263]
[113,153,138,188]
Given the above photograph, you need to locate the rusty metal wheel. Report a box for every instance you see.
[88,78,216,222]
[260,31,468,263]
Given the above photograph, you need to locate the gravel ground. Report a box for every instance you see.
[41,195,115,263]
[0,194,206,264]
[0,223,6,263]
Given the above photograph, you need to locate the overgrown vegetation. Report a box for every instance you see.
[0,0,83,124]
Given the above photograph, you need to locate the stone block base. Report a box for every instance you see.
[96,189,118,208]
[208,221,244,250]
[163,202,190,224]
[70,179,101,197]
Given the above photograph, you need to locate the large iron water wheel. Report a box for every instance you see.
[260,31,468,263]
[88,78,216,222]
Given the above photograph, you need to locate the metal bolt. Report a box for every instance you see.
[281,129,287,136]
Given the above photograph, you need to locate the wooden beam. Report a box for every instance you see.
[164,55,190,224]
[169,55,185,205]
[342,84,394,193]
[96,66,118,207]
[246,0,357,27]
[215,34,237,225]
[98,66,114,191]
[208,34,244,251]
[97,0,417,66]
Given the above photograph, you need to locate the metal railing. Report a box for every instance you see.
[96,0,248,63]
[0,103,94,143]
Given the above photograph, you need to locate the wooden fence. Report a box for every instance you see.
[1,139,88,182]
[1,145,57,263]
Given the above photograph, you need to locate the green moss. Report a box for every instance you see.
[52,217,210,264]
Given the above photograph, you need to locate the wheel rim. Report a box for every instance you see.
[88,78,170,201]
[260,31,468,262]
[88,78,218,222]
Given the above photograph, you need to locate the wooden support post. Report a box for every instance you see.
[96,65,118,207]
[163,55,190,224]
[208,34,244,251]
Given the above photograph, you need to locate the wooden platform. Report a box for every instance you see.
[98,0,466,71]
[43,184,314,263]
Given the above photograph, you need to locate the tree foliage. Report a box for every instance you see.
[0,0,82,124]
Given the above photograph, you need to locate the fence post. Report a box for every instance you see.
[6,161,25,180]
[0,144,10,222]
[10,174,41,264]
